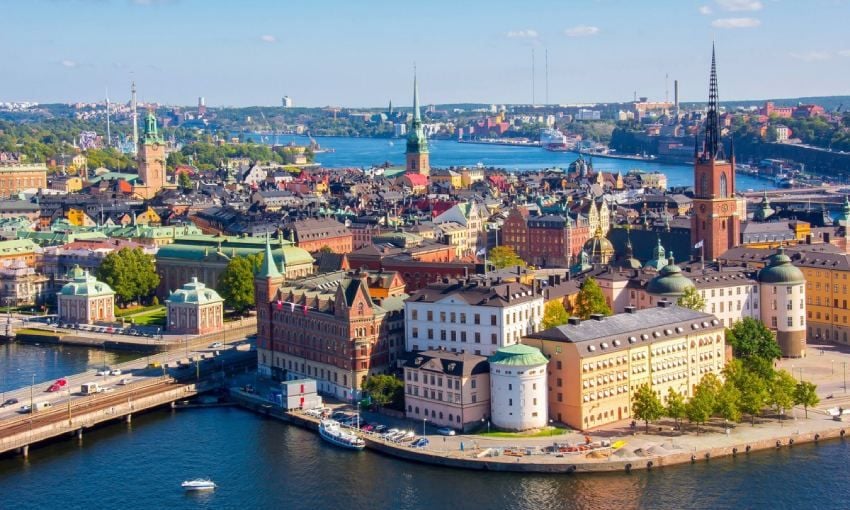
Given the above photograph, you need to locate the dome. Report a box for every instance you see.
[753,191,775,221]
[644,238,668,272]
[166,277,224,305]
[646,259,694,296]
[758,247,804,284]
[59,265,114,297]
[582,226,614,264]
[489,344,548,367]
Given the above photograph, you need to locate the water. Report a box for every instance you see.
[0,345,847,509]
[245,134,775,191]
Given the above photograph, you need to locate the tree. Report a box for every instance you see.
[768,370,797,422]
[541,300,569,330]
[97,247,160,306]
[362,374,404,410]
[716,380,742,424]
[793,380,820,419]
[488,246,526,269]
[632,383,664,433]
[726,317,782,364]
[664,387,687,431]
[217,254,261,314]
[178,170,193,191]
[573,277,612,319]
[687,373,721,433]
[724,358,770,425]
[677,286,706,312]
[318,245,333,254]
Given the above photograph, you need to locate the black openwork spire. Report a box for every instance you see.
[703,43,724,160]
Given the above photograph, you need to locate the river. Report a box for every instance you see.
[244,134,776,191]
[0,345,848,509]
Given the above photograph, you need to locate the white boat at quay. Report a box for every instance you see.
[181,479,217,491]
[319,419,366,450]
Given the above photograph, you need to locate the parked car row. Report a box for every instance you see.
[54,323,157,338]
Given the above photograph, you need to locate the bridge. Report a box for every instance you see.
[0,338,256,458]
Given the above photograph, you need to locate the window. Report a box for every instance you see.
[475,332,481,343]
[491,333,497,344]
[450,312,456,323]
[772,317,778,327]
[508,398,513,406]
[440,312,446,322]
[427,329,433,340]
[474,314,480,325]
[411,310,418,320]
[556,360,562,370]
[460,313,466,324]
[427,311,433,321]
[787,317,793,327]
[412,327,419,338]
[557,378,562,387]
[490,315,497,326]
[720,172,728,198]
[508,384,512,391]
[471,380,477,389]
[460,331,467,342]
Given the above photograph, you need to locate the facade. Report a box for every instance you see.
[488,344,548,431]
[255,242,408,401]
[0,262,49,307]
[405,278,544,357]
[133,112,166,199]
[405,75,430,176]
[433,201,488,258]
[526,303,726,430]
[403,350,490,432]
[691,47,740,261]
[0,163,48,198]
[290,218,353,254]
[165,277,224,335]
[57,265,115,325]
[502,208,591,268]
[757,247,807,357]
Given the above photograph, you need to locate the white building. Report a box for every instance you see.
[757,247,806,357]
[432,201,488,257]
[405,278,544,357]
[489,344,548,431]
[282,96,293,108]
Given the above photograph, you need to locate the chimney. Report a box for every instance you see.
[567,317,581,325]
[590,313,604,321]
[624,305,637,314]
[657,300,672,308]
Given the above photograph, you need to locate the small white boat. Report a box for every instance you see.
[181,479,217,491]
[319,420,365,450]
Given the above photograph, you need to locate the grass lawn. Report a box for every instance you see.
[478,426,571,438]
[115,304,163,318]
[15,328,61,338]
[123,307,167,326]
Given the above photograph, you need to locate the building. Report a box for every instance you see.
[756,247,807,357]
[133,111,166,199]
[275,379,323,411]
[0,163,47,198]
[255,238,408,401]
[290,218,353,254]
[405,278,544,357]
[165,277,225,335]
[433,201,488,257]
[502,208,591,268]
[282,96,293,108]
[488,344,548,431]
[0,261,49,307]
[403,350,490,432]
[57,265,115,325]
[526,303,726,430]
[406,74,430,176]
[691,46,740,261]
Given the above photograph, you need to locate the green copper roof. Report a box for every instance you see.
[59,265,114,297]
[758,247,804,284]
[166,277,223,305]
[489,344,548,367]
[647,258,694,296]
[644,238,667,271]
[257,234,282,278]
[406,72,429,154]
[142,111,163,145]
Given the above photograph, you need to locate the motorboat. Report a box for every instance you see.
[181,479,217,491]
[319,419,365,450]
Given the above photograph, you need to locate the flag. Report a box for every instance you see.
[275,300,283,311]
[302,304,308,315]
[476,248,487,257]
[289,302,295,312]
[694,240,704,249]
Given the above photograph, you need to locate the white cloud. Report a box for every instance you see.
[506,29,539,39]
[838,49,850,57]
[789,51,831,62]
[564,25,599,37]
[699,5,713,15]
[711,17,761,28]
[260,35,277,43]
[716,0,763,11]
[61,60,77,68]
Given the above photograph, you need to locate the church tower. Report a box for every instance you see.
[136,110,166,199]
[406,72,430,176]
[255,234,285,370]
[691,45,740,261]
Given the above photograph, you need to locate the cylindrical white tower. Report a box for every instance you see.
[758,247,806,357]
[489,344,548,431]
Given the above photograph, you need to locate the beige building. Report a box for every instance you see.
[165,277,224,335]
[403,350,490,432]
[57,265,115,325]
[525,303,726,430]
[0,163,48,198]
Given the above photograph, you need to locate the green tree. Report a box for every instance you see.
[97,247,160,306]
[687,373,721,433]
[632,383,664,433]
[362,374,405,411]
[768,370,797,422]
[793,380,820,419]
[318,245,333,254]
[716,380,742,425]
[573,277,612,320]
[664,387,687,431]
[488,246,526,269]
[217,254,262,314]
[541,300,569,330]
[178,170,193,191]
[726,317,782,364]
[677,286,706,312]
[724,358,770,425]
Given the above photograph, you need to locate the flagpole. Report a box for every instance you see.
[701,242,705,270]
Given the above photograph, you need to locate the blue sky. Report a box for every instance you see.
[3,0,849,107]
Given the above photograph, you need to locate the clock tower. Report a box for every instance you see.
[691,45,740,261]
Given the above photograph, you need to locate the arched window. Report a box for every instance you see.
[700,174,709,197]
[720,172,728,198]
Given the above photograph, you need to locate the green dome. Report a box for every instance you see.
[489,344,548,367]
[166,277,223,305]
[59,265,114,297]
[758,247,804,284]
[644,238,668,271]
[647,259,694,296]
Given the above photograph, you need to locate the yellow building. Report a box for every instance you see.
[525,303,726,430]
[66,208,96,227]
[430,169,462,189]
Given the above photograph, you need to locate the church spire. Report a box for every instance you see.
[703,43,724,161]
[412,67,421,123]
[258,233,282,278]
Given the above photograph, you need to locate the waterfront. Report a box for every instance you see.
[246,134,777,191]
[1,345,849,509]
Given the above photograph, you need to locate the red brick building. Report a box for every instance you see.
[290,217,353,254]
[348,242,474,292]
[502,207,591,267]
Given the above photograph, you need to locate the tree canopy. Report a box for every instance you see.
[794,381,820,419]
[96,247,160,306]
[488,246,526,270]
[632,383,664,433]
[726,317,782,365]
[362,374,405,411]
[541,300,569,330]
[217,254,262,314]
[573,277,612,319]
[664,388,687,430]
[677,286,706,312]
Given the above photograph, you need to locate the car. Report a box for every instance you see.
[361,424,374,432]
[18,405,31,414]
[411,437,430,448]
[46,383,62,392]
[1,398,18,408]
[373,425,387,433]
[117,378,132,385]
[109,369,122,376]
[101,387,115,393]
[331,411,348,421]
[96,369,110,376]
[436,427,456,436]
[209,342,223,349]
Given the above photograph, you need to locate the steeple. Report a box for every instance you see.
[703,43,724,161]
[412,69,421,123]
[258,233,282,278]
[405,67,430,175]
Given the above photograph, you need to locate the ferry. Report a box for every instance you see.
[319,419,366,450]
[181,479,217,491]
[540,128,569,151]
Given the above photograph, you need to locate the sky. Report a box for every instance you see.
[2,0,849,107]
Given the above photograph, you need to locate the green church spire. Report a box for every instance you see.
[407,69,428,155]
[142,110,163,145]
[257,233,282,278]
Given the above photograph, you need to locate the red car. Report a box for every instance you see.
[46,379,68,392]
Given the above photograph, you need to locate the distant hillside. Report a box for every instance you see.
[682,96,850,112]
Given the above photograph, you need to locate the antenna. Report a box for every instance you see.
[531,49,536,106]
[131,80,138,156]
[545,48,549,105]
[105,87,111,149]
